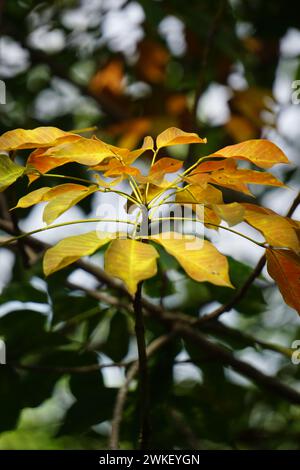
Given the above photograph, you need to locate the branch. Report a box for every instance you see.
[133,282,150,449]
[174,322,300,405]
[9,361,129,374]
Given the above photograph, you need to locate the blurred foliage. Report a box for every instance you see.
[1,0,300,450]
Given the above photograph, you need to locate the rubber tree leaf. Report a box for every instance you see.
[43,231,112,276]
[156,127,207,149]
[104,238,159,295]
[42,185,98,224]
[243,203,300,252]
[0,126,79,151]
[210,139,289,168]
[150,233,233,287]
[44,136,117,165]
[266,248,300,315]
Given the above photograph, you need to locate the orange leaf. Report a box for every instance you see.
[0,127,80,151]
[210,139,289,169]
[243,204,300,252]
[97,160,142,180]
[156,127,207,149]
[147,157,182,185]
[136,40,169,84]
[44,136,116,166]
[26,148,70,183]
[89,58,124,97]
[266,248,300,315]
[187,158,284,194]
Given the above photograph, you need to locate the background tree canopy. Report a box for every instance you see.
[0,0,300,450]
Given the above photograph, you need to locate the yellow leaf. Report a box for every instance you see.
[0,127,79,151]
[43,231,112,276]
[13,183,89,209]
[212,203,245,226]
[210,139,289,168]
[13,187,52,208]
[104,239,159,295]
[175,185,223,229]
[176,184,223,205]
[266,248,300,315]
[243,204,300,252]
[156,127,207,149]
[44,136,116,165]
[43,185,98,225]
[150,233,232,287]
[102,135,154,166]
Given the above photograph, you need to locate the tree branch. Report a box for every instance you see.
[133,281,150,449]
[174,322,300,405]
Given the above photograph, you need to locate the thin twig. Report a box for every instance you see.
[133,282,150,449]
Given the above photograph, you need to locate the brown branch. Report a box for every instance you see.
[174,322,300,405]
[133,282,150,449]
[9,361,129,374]
[109,333,176,450]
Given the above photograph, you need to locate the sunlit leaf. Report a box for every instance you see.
[26,148,70,183]
[43,185,98,224]
[188,158,284,194]
[147,157,182,185]
[212,203,245,226]
[210,139,289,168]
[43,231,112,276]
[0,127,79,151]
[13,187,52,208]
[108,135,154,164]
[44,136,116,165]
[266,248,300,315]
[104,239,159,295]
[150,233,233,287]
[94,160,142,179]
[243,204,300,252]
[176,184,223,205]
[156,127,207,149]
[0,154,25,192]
